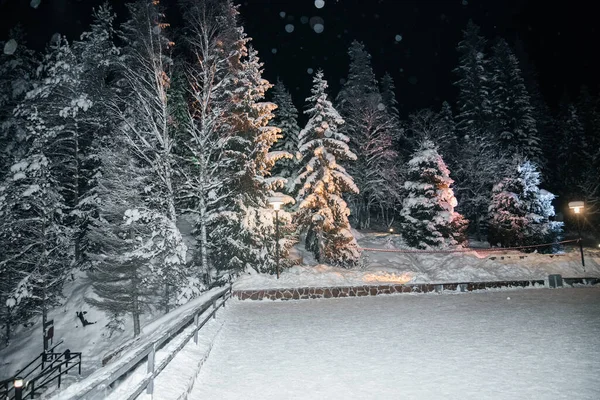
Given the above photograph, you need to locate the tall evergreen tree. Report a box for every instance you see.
[453,20,492,144]
[72,3,120,270]
[400,140,467,249]
[294,70,360,266]
[489,38,543,166]
[453,20,498,239]
[0,27,37,183]
[555,104,588,196]
[488,160,562,250]
[270,78,301,182]
[337,41,400,228]
[89,0,187,314]
[86,138,163,337]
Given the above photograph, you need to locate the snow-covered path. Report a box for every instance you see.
[190,288,600,400]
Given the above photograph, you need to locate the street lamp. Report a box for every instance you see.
[14,377,24,400]
[268,196,285,279]
[568,201,585,269]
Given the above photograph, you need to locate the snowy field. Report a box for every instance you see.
[191,288,600,399]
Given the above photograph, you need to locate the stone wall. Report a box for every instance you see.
[232,279,561,301]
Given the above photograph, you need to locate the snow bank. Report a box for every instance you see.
[234,232,600,290]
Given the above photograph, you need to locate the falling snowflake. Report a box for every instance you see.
[301,16,309,24]
[313,23,324,33]
[3,39,17,55]
[307,68,314,74]
[30,0,41,9]
[279,11,286,18]
[272,48,278,54]
[462,0,468,5]
[377,103,385,111]
[314,0,325,9]
[285,24,295,33]
[395,34,403,42]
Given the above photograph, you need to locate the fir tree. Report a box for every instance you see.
[453,20,498,239]
[490,39,543,165]
[337,41,400,228]
[270,78,301,182]
[555,105,588,195]
[400,140,467,249]
[488,160,562,250]
[95,0,187,311]
[86,139,162,337]
[0,27,37,183]
[294,70,360,266]
[454,20,492,144]
[207,21,293,276]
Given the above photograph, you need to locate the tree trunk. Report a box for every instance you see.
[199,197,210,286]
[132,273,140,337]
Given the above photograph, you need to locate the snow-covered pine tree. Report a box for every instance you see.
[336,41,400,228]
[379,72,407,155]
[487,171,527,248]
[436,102,459,169]
[488,160,562,250]
[295,70,360,266]
[72,3,120,270]
[400,140,467,249]
[454,20,492,144]
[513,37,555,175]
[453,20,498,239]
[489,39,543,166]
[177,0,245,285]
[0,29,38,344]
[0,146,71,345]
[555,104,588,195]
[0,27,37,183]
[86,138,165,337]
[270,78,301,183]
[210,40,294,276]
[105,0,187,309]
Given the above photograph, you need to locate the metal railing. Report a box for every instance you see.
[1,342,81,400]
[51,284,232,400]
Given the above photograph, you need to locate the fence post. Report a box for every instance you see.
[193,313,199,345]
[146,344,156,395]
[212,299,217,319]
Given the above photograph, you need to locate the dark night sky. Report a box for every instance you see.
[1,0,599,116]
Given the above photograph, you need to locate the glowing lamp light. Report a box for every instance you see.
[389,228,394,233]
[268,196,285,211]
[14,377,24,388]
[568,201,584,214]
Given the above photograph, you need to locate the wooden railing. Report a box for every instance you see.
[1,342,81,400]
[50,284,232,400]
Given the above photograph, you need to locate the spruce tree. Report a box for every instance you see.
[294,70,360,266]
[490,39,543,165]
[209,40,293,275]
[86,138,161,337]
[453,20,498,239]
[454,20,492,144]
[0,27,37,183]
[270,78,301,182]
[337,41,400,228]
[400,140,467,249]
[488,160,562,250]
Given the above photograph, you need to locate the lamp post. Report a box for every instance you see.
[268,196,285,279]
[568,201,585,269]
[14,377,24,400]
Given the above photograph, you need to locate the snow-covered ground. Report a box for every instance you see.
[235,232,600,289]
[191,287,600,399]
